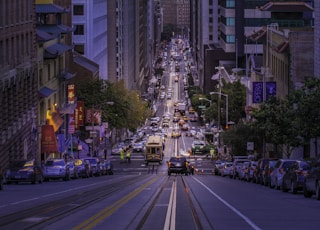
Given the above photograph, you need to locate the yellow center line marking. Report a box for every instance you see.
[73,176,159,230]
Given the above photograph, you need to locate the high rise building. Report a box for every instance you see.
[72,0,108,80]
[0,0,39,165]
[107,0,151,93]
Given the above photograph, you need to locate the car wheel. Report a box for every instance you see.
[31,176,36,184]
[64,173,70,181]
[303,184,313,198]
[291,181,297,194]
[269,179,274,189]
[282,181,288,192]
[39,175,44,184]
[316,181,320,200]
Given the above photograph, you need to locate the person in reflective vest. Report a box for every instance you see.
[126,149,131,163]
[120,148,125,162]
[210,148,215,161]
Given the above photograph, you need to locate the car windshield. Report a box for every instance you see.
[9,160,30,168]
[45,160,65,166]
[170,157,186,163]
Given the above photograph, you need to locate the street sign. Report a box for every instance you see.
[198,105,206,109]
[247,142,254,151]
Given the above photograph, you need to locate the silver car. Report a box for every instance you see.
[269,159,297,190]
[43,159,70,181]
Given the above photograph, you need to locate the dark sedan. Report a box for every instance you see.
[282,160,310,194]
[5,159,44,184]
[167,156,190,176]
[303,161,320,199]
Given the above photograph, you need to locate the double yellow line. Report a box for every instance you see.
[73,176,159,230]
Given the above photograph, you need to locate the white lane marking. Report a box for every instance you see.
[193,177,261,230]
[164,180,176,230]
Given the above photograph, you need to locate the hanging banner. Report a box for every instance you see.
[67,84,75,104]
[41,125,58,153]
[86,109,101,125]
[252,82,263,103]
[75,101,84,129]
[68,114,75,134]
[266,82,276,100]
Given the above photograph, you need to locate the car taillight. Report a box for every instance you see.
[296,170,304,175]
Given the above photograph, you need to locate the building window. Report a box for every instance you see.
[73,5,84,16]
[226,0,235,8]
[226,17,235,26]
[74,24,84,35]
[74,44,84,54]
[226,35,235,43]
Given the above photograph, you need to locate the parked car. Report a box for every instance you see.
[214,160,225,176]
[230,159,250,179]
[282,160,310,194]
[43,159,70,181]
[0,166,3,190]
[67,161,79,179]
[245,161,258,182]
[74,159,91,178]
[104,159,114,175]
[261,159,278,187]
[5,159,43,184]
[269,159,297,189]
[253,158,278,184]
[238,161,251,181]
[220,162,233,177]
[167,156,190,176]
[303,161,320,199]
[83,157,101,176]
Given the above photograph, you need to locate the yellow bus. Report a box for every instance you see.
[145,135,164,164]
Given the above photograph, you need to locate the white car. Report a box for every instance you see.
[133,142,144,152]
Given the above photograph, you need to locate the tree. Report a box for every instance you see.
[291,77,320,157]
[76,79,150,132]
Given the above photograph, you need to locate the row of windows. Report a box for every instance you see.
[0,33,33,67]
[221,33,236,43]
[0,0,33,27]
[221,16,236,26]
[220,0,235,8]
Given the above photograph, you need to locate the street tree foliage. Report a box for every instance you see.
[203,80,246,127]
[222,122,261,156]
[250,77,320,158]
[77,79,151,131]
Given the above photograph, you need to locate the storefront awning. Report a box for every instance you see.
[61,71,76,80]
[39,86,56,97]
[44,43,73,59]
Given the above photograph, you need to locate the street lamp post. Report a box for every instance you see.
[198,97,212,123]
[215,66,225,130]
[210,92,228,129]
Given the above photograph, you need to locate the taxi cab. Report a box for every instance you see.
[171,130,181,138]
[189,107,195,114]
